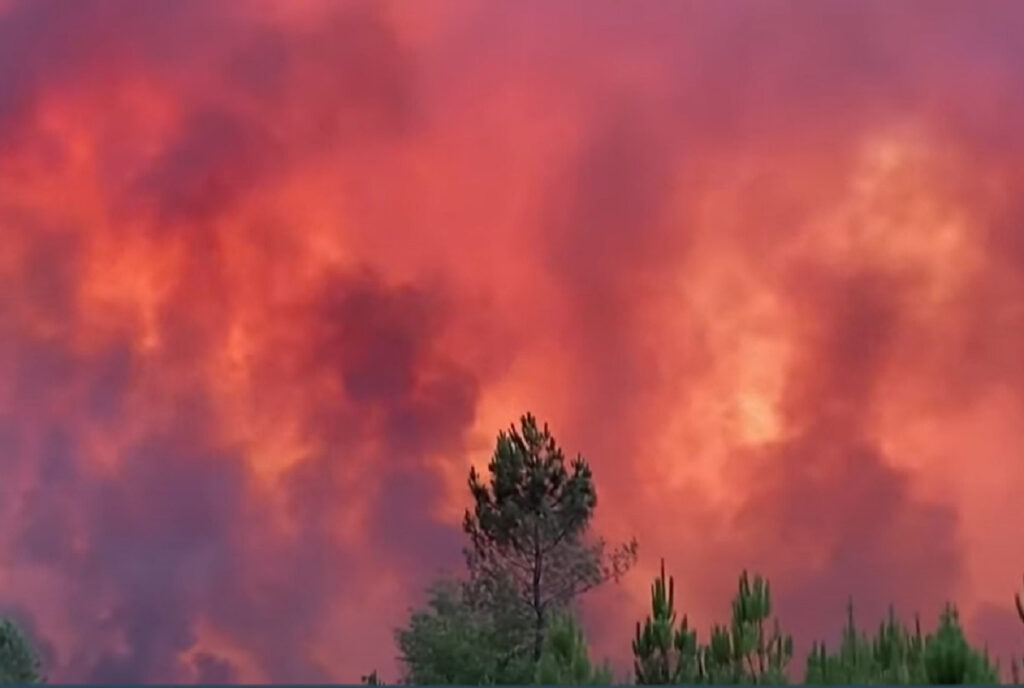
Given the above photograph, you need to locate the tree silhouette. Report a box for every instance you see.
[463,413,637,663]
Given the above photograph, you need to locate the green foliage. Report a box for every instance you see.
[874,608,925,683]
[804,599,875,684]
[807,604,926,685]
[0,617,42,685]
[534,613,613,685]
[703,622,745,684]
[702,570,793,685]
[806,601,998,685]
[632,559,702,684]
[632,565,791,685]
[922,604,998,684]
[394,577,534,685]
[463,413,637,663]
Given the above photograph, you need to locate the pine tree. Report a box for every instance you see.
[870,606,925,684]
[803,599,875,685]
[696,569,790,683]
[922,603,998,684]
[463,413,637,664]
[701,571,791,685]
[632,559,702,684]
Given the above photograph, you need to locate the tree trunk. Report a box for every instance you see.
[532,525,544,663]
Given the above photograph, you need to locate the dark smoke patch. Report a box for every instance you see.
[778,267,907,428]
[380,367,478,459]
[286,269,476,576]
[368,466,464,575]
[43,400,250,682]
[133,110,282,224]
[192,652,239,684]
[547,109,680,290]
[305,271,450,412]
[7,339,77,413]
[10,389,347,682]
[83,343,136,423]
[13,427,81,565]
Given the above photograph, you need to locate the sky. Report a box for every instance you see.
[1,0,1024,682]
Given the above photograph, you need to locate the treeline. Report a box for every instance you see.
[385,413,1024,686]
[632,563,1006,685]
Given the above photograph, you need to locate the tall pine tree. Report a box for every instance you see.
[632,559,702,684]
[922,603,998,684]
[463,413,637,664]
[701,571,792,684]
[804,599,875,684]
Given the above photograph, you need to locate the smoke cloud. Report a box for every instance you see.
[1,0,1023,681]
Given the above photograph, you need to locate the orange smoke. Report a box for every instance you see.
[1,0,1023,681]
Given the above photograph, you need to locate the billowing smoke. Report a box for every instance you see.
[1,0,1023,681]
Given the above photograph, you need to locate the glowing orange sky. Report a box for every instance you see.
[1,0,1023,682]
